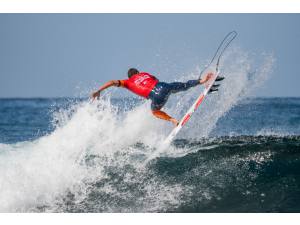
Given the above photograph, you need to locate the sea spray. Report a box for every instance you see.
[164,49,274,139]
[0,97,187,212]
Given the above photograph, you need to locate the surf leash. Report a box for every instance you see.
[199,31,238,79]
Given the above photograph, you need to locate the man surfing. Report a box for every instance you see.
[91,68,220,126]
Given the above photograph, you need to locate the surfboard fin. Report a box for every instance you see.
[209,87,219,94]
[215,76,225,81]
[212,84,220,88]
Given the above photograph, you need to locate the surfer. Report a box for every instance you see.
[91,68,216,126]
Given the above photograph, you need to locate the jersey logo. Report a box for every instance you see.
[134,75,151,85]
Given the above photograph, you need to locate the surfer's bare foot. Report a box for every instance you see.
[200,72,213,84]
[170,118,179,126]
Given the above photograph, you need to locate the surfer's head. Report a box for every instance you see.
[128,68,139,78]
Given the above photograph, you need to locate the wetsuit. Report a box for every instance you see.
[120,72,199,110]
[148,80,199,110]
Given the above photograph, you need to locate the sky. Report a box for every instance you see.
[0,13,299,98]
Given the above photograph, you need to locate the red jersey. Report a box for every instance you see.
[120,72,159,98]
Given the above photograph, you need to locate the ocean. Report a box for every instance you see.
[0,97,299,212]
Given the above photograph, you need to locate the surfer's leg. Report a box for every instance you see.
[168,80,200,94]
[150,98,179,126]
[152,110,179,126]
[148,82,179,126]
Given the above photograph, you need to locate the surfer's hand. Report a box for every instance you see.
[91,91,100,100]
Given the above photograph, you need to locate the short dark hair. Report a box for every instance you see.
[128,68,139,78]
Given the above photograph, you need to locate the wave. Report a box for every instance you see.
[2,135,298,212]
[0,48,283,212]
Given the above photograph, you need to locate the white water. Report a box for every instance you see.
[0,48,274,212]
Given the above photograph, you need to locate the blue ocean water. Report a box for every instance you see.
[1,97,299,144]
[0,97,299,212]
[0,98,78,143]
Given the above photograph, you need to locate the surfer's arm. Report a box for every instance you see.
[98,80,121,91]
[91,80,121,99]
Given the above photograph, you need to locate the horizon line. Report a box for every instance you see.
[0,96,300,99]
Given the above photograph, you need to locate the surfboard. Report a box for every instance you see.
[145,31,237,163]
[165,31,237,143]
[163,70,220,144]
[165,31,237,142]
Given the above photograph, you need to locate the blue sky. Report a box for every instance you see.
[0,14,299,97]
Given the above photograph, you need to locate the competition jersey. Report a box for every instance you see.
[120,72,159,98]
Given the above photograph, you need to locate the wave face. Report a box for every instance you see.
[1,50,300,212]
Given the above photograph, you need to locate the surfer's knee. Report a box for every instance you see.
[152,110,160,119]
[152,110,161,117]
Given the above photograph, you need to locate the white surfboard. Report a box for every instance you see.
[164,69,220,145]
[145,31,237,163]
